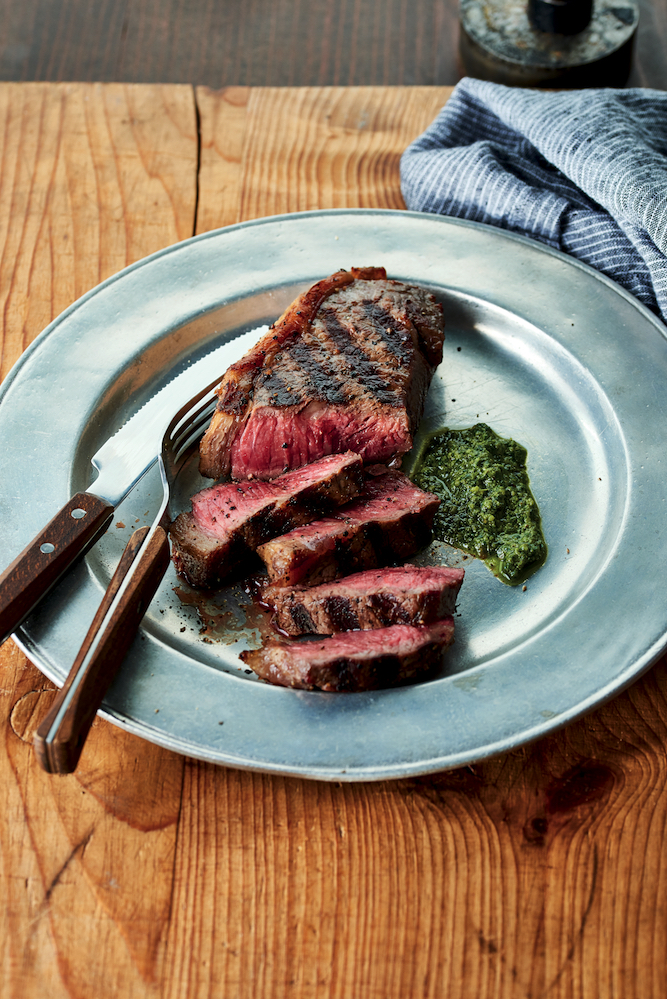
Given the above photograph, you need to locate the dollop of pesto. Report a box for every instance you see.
[413,424,547,585]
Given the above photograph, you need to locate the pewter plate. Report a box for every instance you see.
[1,210,666,781]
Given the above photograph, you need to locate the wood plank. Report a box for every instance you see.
[195,86,251,233]
[190,84,667,999]
[154,659,667,999]
[0,82,196,997]
[195,85,453,233]
[1,641,185,997]
[0,82,197,381]
[1,81,667,999]
[0,0,665,90]
[0,0,462,89]
[4,643,667,997]
[628,0,667,88]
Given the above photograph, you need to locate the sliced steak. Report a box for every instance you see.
[170,452,364,588]
[256,468,440,587]
[199,266,445,480]
[263,564,465,636]
[241,618,455,691]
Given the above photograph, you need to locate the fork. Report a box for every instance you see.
[33,377,221,774]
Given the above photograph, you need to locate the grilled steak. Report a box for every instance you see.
[170,452,364,588]
[199,266,445,481]
[263,564,464,636]
[240,618,455,691]
[256,467,440,587]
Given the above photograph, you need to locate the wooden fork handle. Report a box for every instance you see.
[34,525,171,775]
[0,492,115,647]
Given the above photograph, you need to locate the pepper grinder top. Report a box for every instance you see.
[459,0,639,88]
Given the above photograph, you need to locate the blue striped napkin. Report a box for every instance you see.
[400,79,667,325]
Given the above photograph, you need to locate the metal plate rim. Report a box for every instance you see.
[2,208,667,781]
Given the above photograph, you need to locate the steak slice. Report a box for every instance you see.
[199,266,445,480]
[263,564,465,636]
[240,618,455,691]
[170,452,364,588]
[256,468,440,588]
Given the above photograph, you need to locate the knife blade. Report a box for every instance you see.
[0,324,267,646]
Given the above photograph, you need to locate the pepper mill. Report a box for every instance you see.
[459,0,639,88]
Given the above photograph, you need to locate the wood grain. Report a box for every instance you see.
[0,0,665,90]
[195,85,453,232]
[628,0,667,89]
[0,0,462,89]
[1,82,667,999]
[0,81,195,995]
[4,643,667,998]
[2,641,184,997]
[0,82,197,380]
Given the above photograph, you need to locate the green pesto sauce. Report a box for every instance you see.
[413,424,547,585]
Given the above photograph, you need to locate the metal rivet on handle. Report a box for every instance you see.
[71,508,87,520]
[40,543,55,554]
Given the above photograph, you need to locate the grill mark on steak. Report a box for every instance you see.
[256,469,440,588]
[241,618,456,691]
[259,341,348,407]
[254,370,292,409]
[199,269,444,480]
[367,592,411,626]
[169,452,364,589]
[360,301,413,366]
[263,563,464,636]
[199,269,358,477]
[289,603,317,634]
[323,596,361,632]
[319,307,396,405]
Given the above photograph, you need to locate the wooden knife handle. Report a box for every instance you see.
[33,525,171,775]
[0,492,115,647]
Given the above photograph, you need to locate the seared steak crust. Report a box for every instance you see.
[256,468,440,588]
[263,564,465,636]
[170,452,364,588]
[240,618,455,691]
[199,267,444,481]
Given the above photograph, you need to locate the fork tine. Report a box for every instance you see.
[169,395,217,441]
[166,379,219,458]
[171,421,215,462]
[166,376,220,438]
[173,393,217,435]
[170,400,217,456]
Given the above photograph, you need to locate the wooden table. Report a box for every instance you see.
[1,0,666,90]
[1,83,666,999]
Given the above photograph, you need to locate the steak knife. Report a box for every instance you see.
[0,334,254,647]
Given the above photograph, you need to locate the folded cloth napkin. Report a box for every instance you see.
[400,78,667,325]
